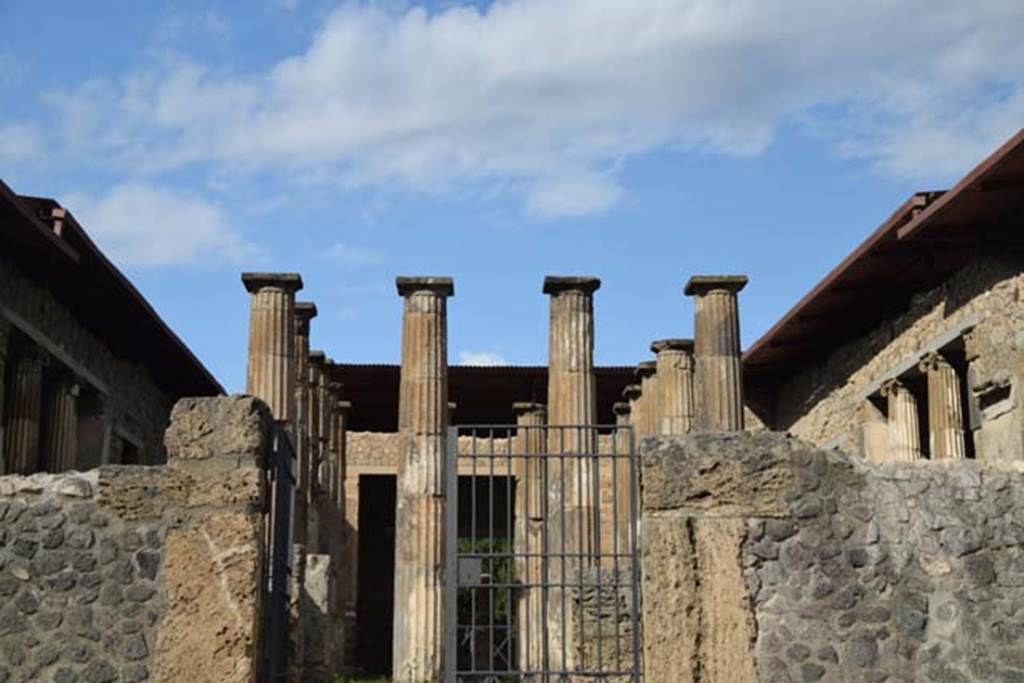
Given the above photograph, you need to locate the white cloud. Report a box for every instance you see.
[459,350,508,366]
[320,242,386,266]
[526,172,624,219]
[37,0,1024,214]
[0,123,44,164]
[64,183,260,267]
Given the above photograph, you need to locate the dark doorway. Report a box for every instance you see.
[356,475,396,677]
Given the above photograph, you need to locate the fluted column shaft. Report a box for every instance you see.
[514,402,547,674]
[881,379,922,461]
[543,276,600,671]
[42,373,79,473]
[5,346,46,474]
[635,362,658,437]
[612,402,633,554]
[0,319,10,475]
[243,273,302,423]
[651,339,695,435]
[307,353,325,550]
[316,371,332,495]
[686,276,747,431]
[919,353,967,460]
[393,276,453,683]
[294,303,317,547]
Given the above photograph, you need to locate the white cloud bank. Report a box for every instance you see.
[40,0,1024,217]
[65,183,258,267]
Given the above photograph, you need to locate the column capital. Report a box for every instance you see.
[636,361,657,379]
[337,400,351,411]
[295,302,318,332]
[683,275,748,296]
[622,384,641,401]
[918,351,952,373]
[612,402,631,417]
[10,341,49,366]
[542,275,600,295]
[650,338,695,354]
[308,350,327,367]
[328,381,344,396]
[241,272,303,294]
[396,276,454,298]
[879,377,907,397]
[513,401,546,417]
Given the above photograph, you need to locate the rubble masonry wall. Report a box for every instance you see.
[641,431,1024,682]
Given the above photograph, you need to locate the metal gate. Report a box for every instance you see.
[445,424,642,682]
[263,422,296,682]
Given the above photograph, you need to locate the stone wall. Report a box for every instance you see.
[773,254,1024,461]
[0,395,270,682]
[641,431,1024,682]
[0,255,175,464]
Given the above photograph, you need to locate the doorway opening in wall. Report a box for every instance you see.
[356,475,396,678]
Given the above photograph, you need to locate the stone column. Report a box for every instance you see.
[42,371,79,473]
[684,275,747,431]
[341,436,360,672]
[393,276,453,683]
[242,273,303,423]
[612,401,633,553]
[0,318,10,475]
[919,352,967,460]
[651,338,695,435]
[543,275,599,670]
[622,384,641,426]
[635,361,658,437]
[4,344,47,474]
[307,351,325,549]
[513,402,546,674]
[881,378,922,461]
[294,302,317,547]
[334,398,352,663]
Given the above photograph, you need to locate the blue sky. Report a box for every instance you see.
[2,0,1023,392]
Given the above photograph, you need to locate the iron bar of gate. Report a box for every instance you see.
[445,424,641,682]
[264,422,296,682]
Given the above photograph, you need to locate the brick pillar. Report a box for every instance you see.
[685,275,747,431]
[919,352,967,460]
[514,402,546,674]
[881,378,922,461]
[393,276,453,682]
[42,370,79,472]
[635,361,658,437]
[544,275,599,669]
[4,344,47,474]
[651,338,695,435]
[294,302,317,547]
[242,272,302,423]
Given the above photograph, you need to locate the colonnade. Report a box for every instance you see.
[0,317,113,475]
[242,270,750,681]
